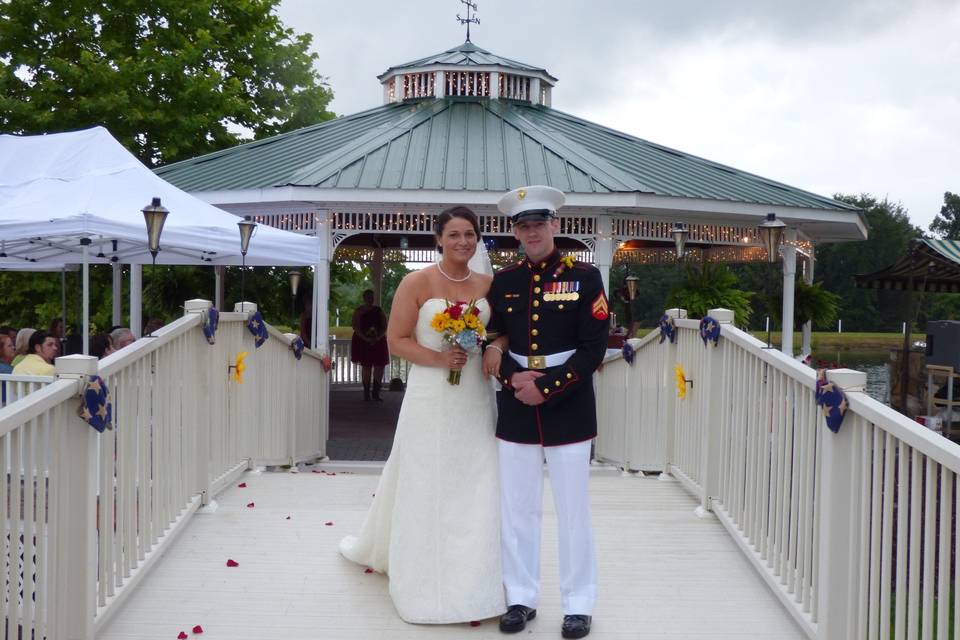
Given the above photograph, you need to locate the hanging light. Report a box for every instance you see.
[670,223,689,260]
[624,275,640,301]
[142,197,169,265]
[758,213,786,263]
[399,236,409,249]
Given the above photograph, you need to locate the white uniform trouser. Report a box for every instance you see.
[498,439,597,616]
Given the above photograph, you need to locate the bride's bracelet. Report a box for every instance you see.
[485,344,504,355]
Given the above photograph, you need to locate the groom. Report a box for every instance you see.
[486,185,609,639]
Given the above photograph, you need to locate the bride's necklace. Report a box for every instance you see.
[437,262,472,282]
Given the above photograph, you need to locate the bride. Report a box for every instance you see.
[338,206,506,624]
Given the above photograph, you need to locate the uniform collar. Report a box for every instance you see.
[524,249,561,274]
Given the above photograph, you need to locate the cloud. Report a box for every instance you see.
[277,0,959,229]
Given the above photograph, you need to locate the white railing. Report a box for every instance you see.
[0,299,329,639]
[328,338,411,386]
[0,374,54,408]
[595,307,960,639]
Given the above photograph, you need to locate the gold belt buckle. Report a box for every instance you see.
[527,355,546,369]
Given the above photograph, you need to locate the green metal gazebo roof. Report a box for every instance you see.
[156,97,855,213]
[377,41,556,82]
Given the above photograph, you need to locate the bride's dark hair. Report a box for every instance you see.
[435,206,481,254]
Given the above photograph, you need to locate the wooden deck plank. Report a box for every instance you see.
[97,467,806,639]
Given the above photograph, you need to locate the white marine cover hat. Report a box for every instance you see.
[497,185,566,222]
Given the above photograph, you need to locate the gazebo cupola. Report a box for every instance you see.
[378,40,557,106]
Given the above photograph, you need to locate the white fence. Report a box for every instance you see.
[595,308,960,639]
[0,300,328,639]
[328,338,411,386]
[0,374,54,409]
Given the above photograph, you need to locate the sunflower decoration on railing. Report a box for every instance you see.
[231,351,248,384]
[674,363,689,400]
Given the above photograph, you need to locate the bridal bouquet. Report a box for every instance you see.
[430,299,486,385]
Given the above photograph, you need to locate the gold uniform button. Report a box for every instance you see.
[555,381,561,387]
[566,373,573,379]
[531,343,538,351]
[543,388,550,394]
[534,287,541,294]
[533,300,540,307]
[531,329,539,336]
[532,314,540,321]
[558,304,565,310]
[533,275,541,282]
[507,307,513,312]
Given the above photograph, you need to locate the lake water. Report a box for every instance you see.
[812,349,890,404]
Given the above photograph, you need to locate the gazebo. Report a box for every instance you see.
[156,38,868,356]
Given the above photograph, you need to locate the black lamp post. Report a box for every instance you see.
[758,213,786,346]
[142,197,169,266]
[237,216,257,308]
[624,275,639,336]
[670,223,689,260]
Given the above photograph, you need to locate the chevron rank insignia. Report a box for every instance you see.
[591,292,609,320]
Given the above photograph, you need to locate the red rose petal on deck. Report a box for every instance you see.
[324,521,334,526]
[226,559,239,567]
[364,568,373,573]
[246,502,255,508]
[177,633,188,639]
[238,482,247,488]
[470,621,481,627]
[192,625,204,634]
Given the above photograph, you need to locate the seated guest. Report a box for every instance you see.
[143,317,164,335]
[13,330,58,376]
[0,333,14,374]
[89,334,114,359]
[12,328,35,368]
[110,327,136,351]
[0,326,17,343]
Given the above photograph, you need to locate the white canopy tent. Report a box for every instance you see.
[0,127,320,351]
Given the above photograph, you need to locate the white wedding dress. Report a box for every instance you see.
[339,298,505,623]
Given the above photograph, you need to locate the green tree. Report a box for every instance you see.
[815,194,923,331]
[665,263,753,325]
[929,192,960,239]
[0,0,335,165]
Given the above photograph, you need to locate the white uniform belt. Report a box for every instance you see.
[509,349,575,370]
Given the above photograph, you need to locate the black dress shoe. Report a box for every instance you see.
[561,615,592,639]
[499,604,536,633]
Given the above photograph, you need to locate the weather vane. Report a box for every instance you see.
[456,0,479,42]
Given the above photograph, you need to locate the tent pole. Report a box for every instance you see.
[61,268,67,344]
[81,239,90,355]
[112,262,122,326]
[130,264,142,338]
[781,229,798,356]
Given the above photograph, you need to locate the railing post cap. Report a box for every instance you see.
[54,354,99,377]
[234,301,258,313]
[665,308,687,319]
[184,299,213,315]
[826,368,867,392]
[706,308,735,323]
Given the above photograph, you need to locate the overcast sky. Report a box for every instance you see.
[277,0,958,231]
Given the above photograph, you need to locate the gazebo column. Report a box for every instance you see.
[781,229,798,356]
[801,247,815,357]
[130,264,142,338]
[112,262,123,326]
[313,211,332,353]
[594,215,614,294]
[371,247,384,306]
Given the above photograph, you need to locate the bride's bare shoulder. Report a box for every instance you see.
[474,272,493,295]
[397,267,435,305]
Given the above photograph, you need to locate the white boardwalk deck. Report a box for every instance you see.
[97,465,806,640]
